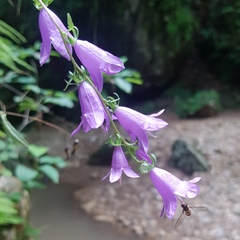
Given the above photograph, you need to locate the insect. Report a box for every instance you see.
[175,202,208,228]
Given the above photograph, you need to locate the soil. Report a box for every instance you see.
[28,109,240,240]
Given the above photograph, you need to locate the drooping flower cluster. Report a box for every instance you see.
[38,3,202,221]
[39,7,124,92]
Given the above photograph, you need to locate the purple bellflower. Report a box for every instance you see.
[39,8,72,66]
[150,167,201,219]
[114,107,168,153]
[73,40,125,91]
[71,81,108,136]
[102,146,139,183]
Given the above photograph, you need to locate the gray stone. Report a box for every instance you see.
[169,139,209,175]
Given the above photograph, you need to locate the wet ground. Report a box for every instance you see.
[30,183,141,240]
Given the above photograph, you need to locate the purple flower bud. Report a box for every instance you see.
[102,146,139,183]
[114,107,168,152]
[150,167,201,219]
[39,8,72,65]
[73,40,125,91]
[71,81,108,136]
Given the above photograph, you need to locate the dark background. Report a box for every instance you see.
[1,0,240,117]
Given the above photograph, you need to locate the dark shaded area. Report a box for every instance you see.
[1,0,240,121]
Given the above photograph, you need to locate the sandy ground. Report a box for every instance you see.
[28,109,240,240]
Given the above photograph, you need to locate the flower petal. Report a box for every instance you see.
[123,167,140,178]
[102,146,139,183]
[149,167,201,219]
[74,40,124,91]
[150,168,177,219]
[71,81,106,136]
[39,8,72,65]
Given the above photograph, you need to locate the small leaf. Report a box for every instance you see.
[39,156,67,168]
[15,164,38,181]
[24,180,46,190]
[28,144,48,158]
[15,76,36,84]
[23,85,41,94]
[43,97,74,108]
[114,77,132,93]
[38,165,59,183]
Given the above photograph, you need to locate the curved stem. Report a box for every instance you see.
[5,111,70,136]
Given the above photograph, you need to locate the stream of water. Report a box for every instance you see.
[30,183,140,240]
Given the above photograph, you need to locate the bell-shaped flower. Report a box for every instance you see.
[39,8,72,65]
[73,40,125,91]
[149,167,201,219]
[114,107,168,153]
[71,81,108,136]
[102,146,139,183]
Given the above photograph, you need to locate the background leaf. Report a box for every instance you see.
[38,165,59,183]
[15,164,38,181]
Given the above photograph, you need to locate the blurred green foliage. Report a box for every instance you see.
[147,0,197,53]
[104,57,143,94]
[198,0,240,83]
[2,0,240,87]
[0,20,72,239]
[0,21,71,188]
[174,89,221,118]
[0,191,23,225]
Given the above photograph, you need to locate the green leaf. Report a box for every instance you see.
[0,20,26,43]
[0,139,7,150]
[23,85,41,94]
[24,180,45,190]
[15,164,38,181]
[114,77,132,94]
[28,144,48,158]
[0,198,18,214]
[125,77,143,85]
[0,130,6,138]
[0,213,23,225]
[54,91,78,101]
[39,156,67,168]
[38,165,59,183]
[0,111,29,148]
[15,76,36,84]
[43,97,74,108]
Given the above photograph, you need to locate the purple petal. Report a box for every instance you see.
[109,169,123,183]
[102,146,139,183]
[159,170,201,198]
[80,81,104,128]
[123,167,140,178]
[71,81,106,136]
[74,40,124,91]
[39,8,72,65]
[150,168,177,219]
[116,107,168,131]
[39,9,52,65]
[149,167,201,219]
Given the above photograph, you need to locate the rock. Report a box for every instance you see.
[94,215,115,223]
[169,139,209,175]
